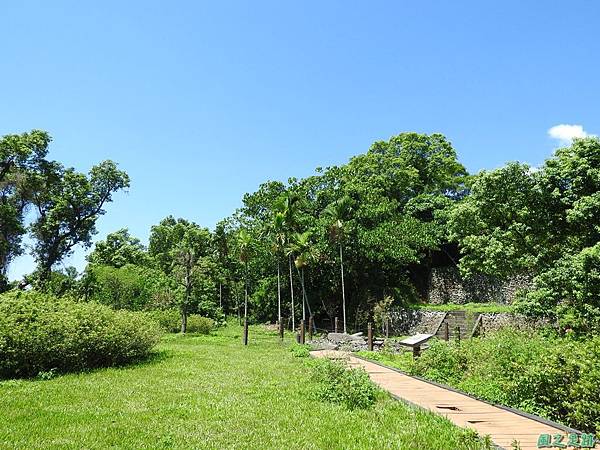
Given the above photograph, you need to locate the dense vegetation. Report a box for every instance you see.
[0,291,161,378]
[359,329,600,433]
[2,129,600,334]
[0,325,490,449]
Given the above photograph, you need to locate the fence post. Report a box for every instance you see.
[300,320,305,344]
[243,318,249,346]
[308,316,313,341]
[455,325,461,344]
[334,316,339,333]
[385,317,390,338]
[368,322,373,351]
[444,322,449,341]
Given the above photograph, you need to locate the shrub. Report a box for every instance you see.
[311,359,380,409]
[143,309,213,334]
[144,309,181,333]
[0,291,162,378]
[186,315,214,334]
[406,329,600,433]
[289,343,310,358]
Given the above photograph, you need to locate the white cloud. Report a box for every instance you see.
[548,124,588,144]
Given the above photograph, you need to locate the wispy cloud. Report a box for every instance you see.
[548,124,589,145]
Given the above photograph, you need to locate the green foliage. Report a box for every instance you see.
[413,302,514,314]
[0,130,51,281]
[516,242,600,334]
[289,343,311,357]
[29,160,130,283]
[185,315,214,334]
[310,359,380,409]
[143,309,214,334]
[0,291,161,378]
[144,309,181,332]
[87,228,150,268]
[400,329,600,433]
[84,264,176,310]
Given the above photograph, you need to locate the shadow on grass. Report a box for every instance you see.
[0,348,174,383]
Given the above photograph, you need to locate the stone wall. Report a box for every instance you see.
[427,267,532,305]
[388,308,446,335]
[388,308,545,338]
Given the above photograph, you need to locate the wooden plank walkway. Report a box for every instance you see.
[311,350,579,450]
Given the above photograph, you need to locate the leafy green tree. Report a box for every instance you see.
[0,130,51,285]
[87,228,150,268]
[84,264,175,311]
[29,160,130,284]
[149,217,212,332]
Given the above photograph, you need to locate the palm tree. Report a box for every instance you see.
[288,231,317,327]
[236,229,252,344]
[274,192,301,330]
[272,212,286,331]
[323,196,352,334]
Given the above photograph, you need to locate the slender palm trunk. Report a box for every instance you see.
[301,269,306,322]
[340,243,347,334]
[277,261,282,325]
[288,254,295,330]
[244,263,248,320]
[296,266,310,321]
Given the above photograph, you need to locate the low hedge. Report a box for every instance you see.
[0,291,162,378]
[409,329,600,433]
[144,309,214,334]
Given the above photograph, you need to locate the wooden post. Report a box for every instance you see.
[334,316,339,333]
[413,345,421,359]
[243,318,249,346]
[300,320,305,344]
[444,322,449,341]
[308,316,313,341]
[368,322,373,351]
[279,320,284,340]
[455,325,461,344]
[385,317,390,338]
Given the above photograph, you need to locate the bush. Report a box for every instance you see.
[407,329,600,433]
[143,309,213,334]
[289,343,311,358]
[311,359,380,409]
[144,309,181,333]
[0,291,162,378]
[186,315,214,334]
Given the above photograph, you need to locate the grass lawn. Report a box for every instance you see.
[0,324,488,449]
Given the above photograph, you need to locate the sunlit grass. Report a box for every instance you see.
[0,324,488,449]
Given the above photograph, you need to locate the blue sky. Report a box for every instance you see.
[2,1,599,279]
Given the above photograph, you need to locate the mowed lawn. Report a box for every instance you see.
[0,325,487,449]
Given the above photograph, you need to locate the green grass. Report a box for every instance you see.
[412,302,514,314]
[0,325,490,449]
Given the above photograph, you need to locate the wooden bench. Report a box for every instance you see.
[398,333,434,358]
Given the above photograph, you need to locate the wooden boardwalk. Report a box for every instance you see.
[311,350,579,450]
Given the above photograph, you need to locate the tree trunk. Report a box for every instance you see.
[288,254,295,331]
[180,309,188,333]
[340,243,347,334]
[244,263,248,320]
[277,261,282,325]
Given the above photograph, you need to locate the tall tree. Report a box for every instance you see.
[323,195,353,333]
[0,130,51,285]
[30,160,130,284]
[149,217,212,331]
[87,228,149,268]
